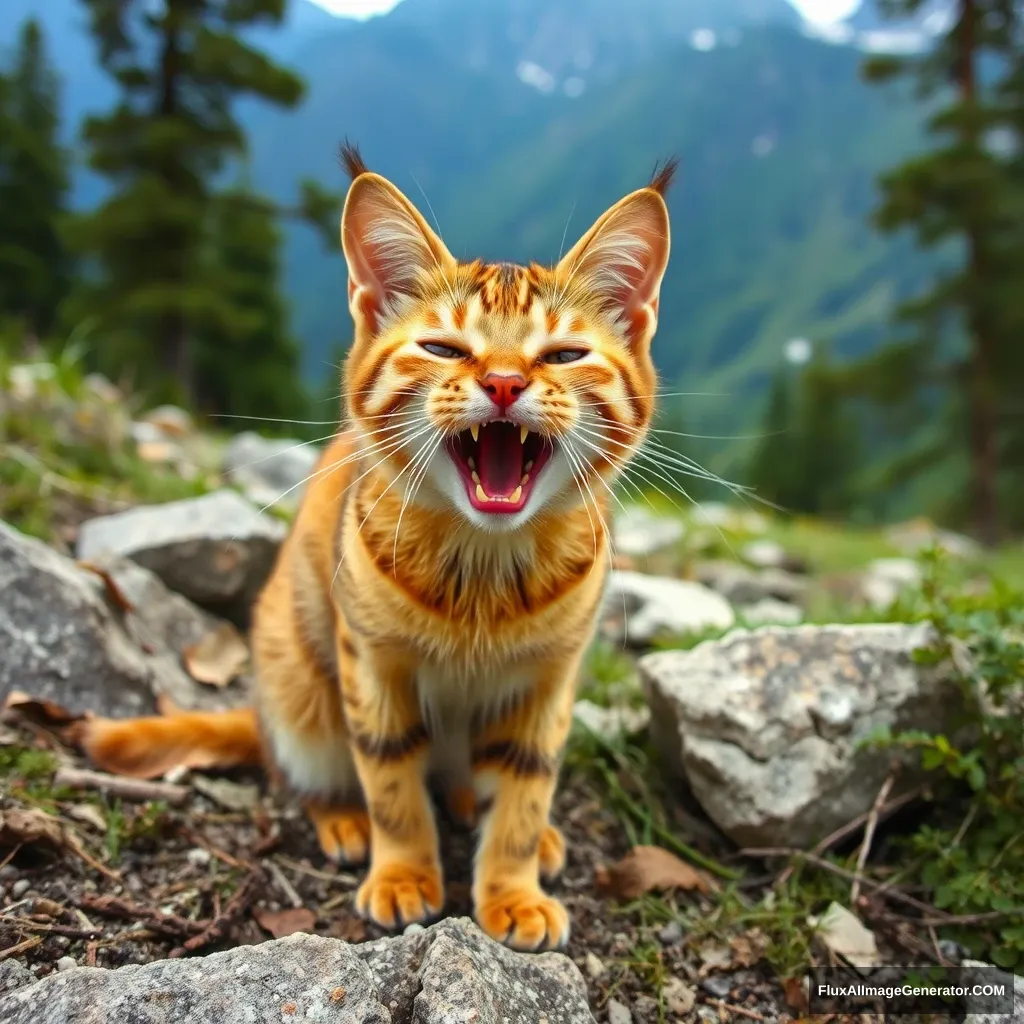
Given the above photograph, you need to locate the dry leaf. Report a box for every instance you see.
[78,561,136,613]
[782,976,808,1014]
[0,808,65,850]
[253,906,316,938]
[595,845,717,901]
[729,929,768,968]
[183,623,250,687]
[3,691,87,728]
[813,902,880,970]
[66,804,109,832]
[192,774,260,812]
[663,977,696,1016]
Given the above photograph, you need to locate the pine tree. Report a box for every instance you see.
[193,187,309,423]
[853,0,1024,544]
[0,19,71,341]
[67,0,337,406]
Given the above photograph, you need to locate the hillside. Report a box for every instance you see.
[264,22,925,436]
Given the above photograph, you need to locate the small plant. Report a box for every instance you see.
[873,550,1024,969]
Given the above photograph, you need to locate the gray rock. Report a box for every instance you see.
[0,519,246,718]
[861,558,923,611]
[741,539,788,570]
[0,918,596,1024]
[640,623,966,848]
[963,960,1023,1023]
[694,560,808,606]
[613,507,685,558]
[223,431,321,512]
[739,598,804,627]
[55,958,77,973]
[77,491,285,622]
[886,520,980,560]
[602,571,735,647]
[607,998,634,1024]
[0,961,35,994]
[573,698,650,740]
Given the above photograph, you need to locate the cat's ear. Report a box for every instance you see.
[341,172,455,333]
[556,185,671,349]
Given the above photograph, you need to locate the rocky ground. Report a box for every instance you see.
[1,358,1022,1023]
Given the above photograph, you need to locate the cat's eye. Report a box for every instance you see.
[542,348,589,364]
[419,341,467,359]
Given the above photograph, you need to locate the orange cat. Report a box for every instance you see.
[82,146,674,952]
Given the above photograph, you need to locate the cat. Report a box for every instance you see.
[81,144,674,952]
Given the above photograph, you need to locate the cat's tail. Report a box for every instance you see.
[80,706,263,780]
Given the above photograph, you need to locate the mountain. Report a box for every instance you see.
[2,0,929,437]
[250,11,924,436]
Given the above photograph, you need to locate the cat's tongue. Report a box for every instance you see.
[477,422,523,497]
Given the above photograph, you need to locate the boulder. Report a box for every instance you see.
[602,571,735,647]
[223,431,321,512]
[639,623,966,848]
[0,519,247,718]
[693,560,808,606]
[963,961,1023,1024]
[76,490,285,623]
[613,507,685,558]
[0,918,596,1024]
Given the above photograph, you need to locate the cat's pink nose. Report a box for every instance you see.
[480,373,527,413]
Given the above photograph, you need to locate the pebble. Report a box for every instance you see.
[700,975,733,1000]
[10,879,30,899]
[664,977,696,1015]
[583,951,605,979]
[0,865,19,882]
[657,920,683,945]
[403,923,424,936]
[186,847,212,868]
[606,998,633,1024]
[56,957,78,972]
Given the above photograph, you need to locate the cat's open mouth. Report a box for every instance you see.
[446,421,553,514]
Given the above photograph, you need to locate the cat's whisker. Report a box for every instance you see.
[392,429,446,572]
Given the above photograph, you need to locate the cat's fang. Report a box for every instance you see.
[509,485,523,503]
[470,424,479,443]
[476,483,488,502]
[520,426,529,444]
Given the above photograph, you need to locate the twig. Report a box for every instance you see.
[168,869,262,958]
[741,848,960,920]
[268,858,303,909]
[182,831,250,870]
[0,916,104,939]
[775,787,924,888]
[275,855,359,887]
[78,894,205,938]
[704,999,766,1021]
[851,771,897,905]
[0,935,42,959]
[54,767,190,806]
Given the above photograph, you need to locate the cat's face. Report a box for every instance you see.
[340,166,672,533]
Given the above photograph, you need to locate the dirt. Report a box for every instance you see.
[0,719,813,1024]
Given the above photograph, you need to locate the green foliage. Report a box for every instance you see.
[0,19,72,339]
[748,349,862,519]
[847,0,1024,543]
[875,551,1024,968]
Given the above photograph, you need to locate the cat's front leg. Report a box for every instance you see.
[470,654,581,952]
[339,638,443,930]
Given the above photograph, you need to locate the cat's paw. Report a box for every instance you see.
[475,887,570,952]
[538,824,566,881]
[356,861,444,930]
[307,805,371,866]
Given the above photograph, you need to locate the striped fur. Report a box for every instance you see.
[82,152,673,952]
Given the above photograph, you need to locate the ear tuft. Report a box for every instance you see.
[648,156,679,196]
[339,139,369,181]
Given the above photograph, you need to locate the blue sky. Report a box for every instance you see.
[308,0,862,26]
